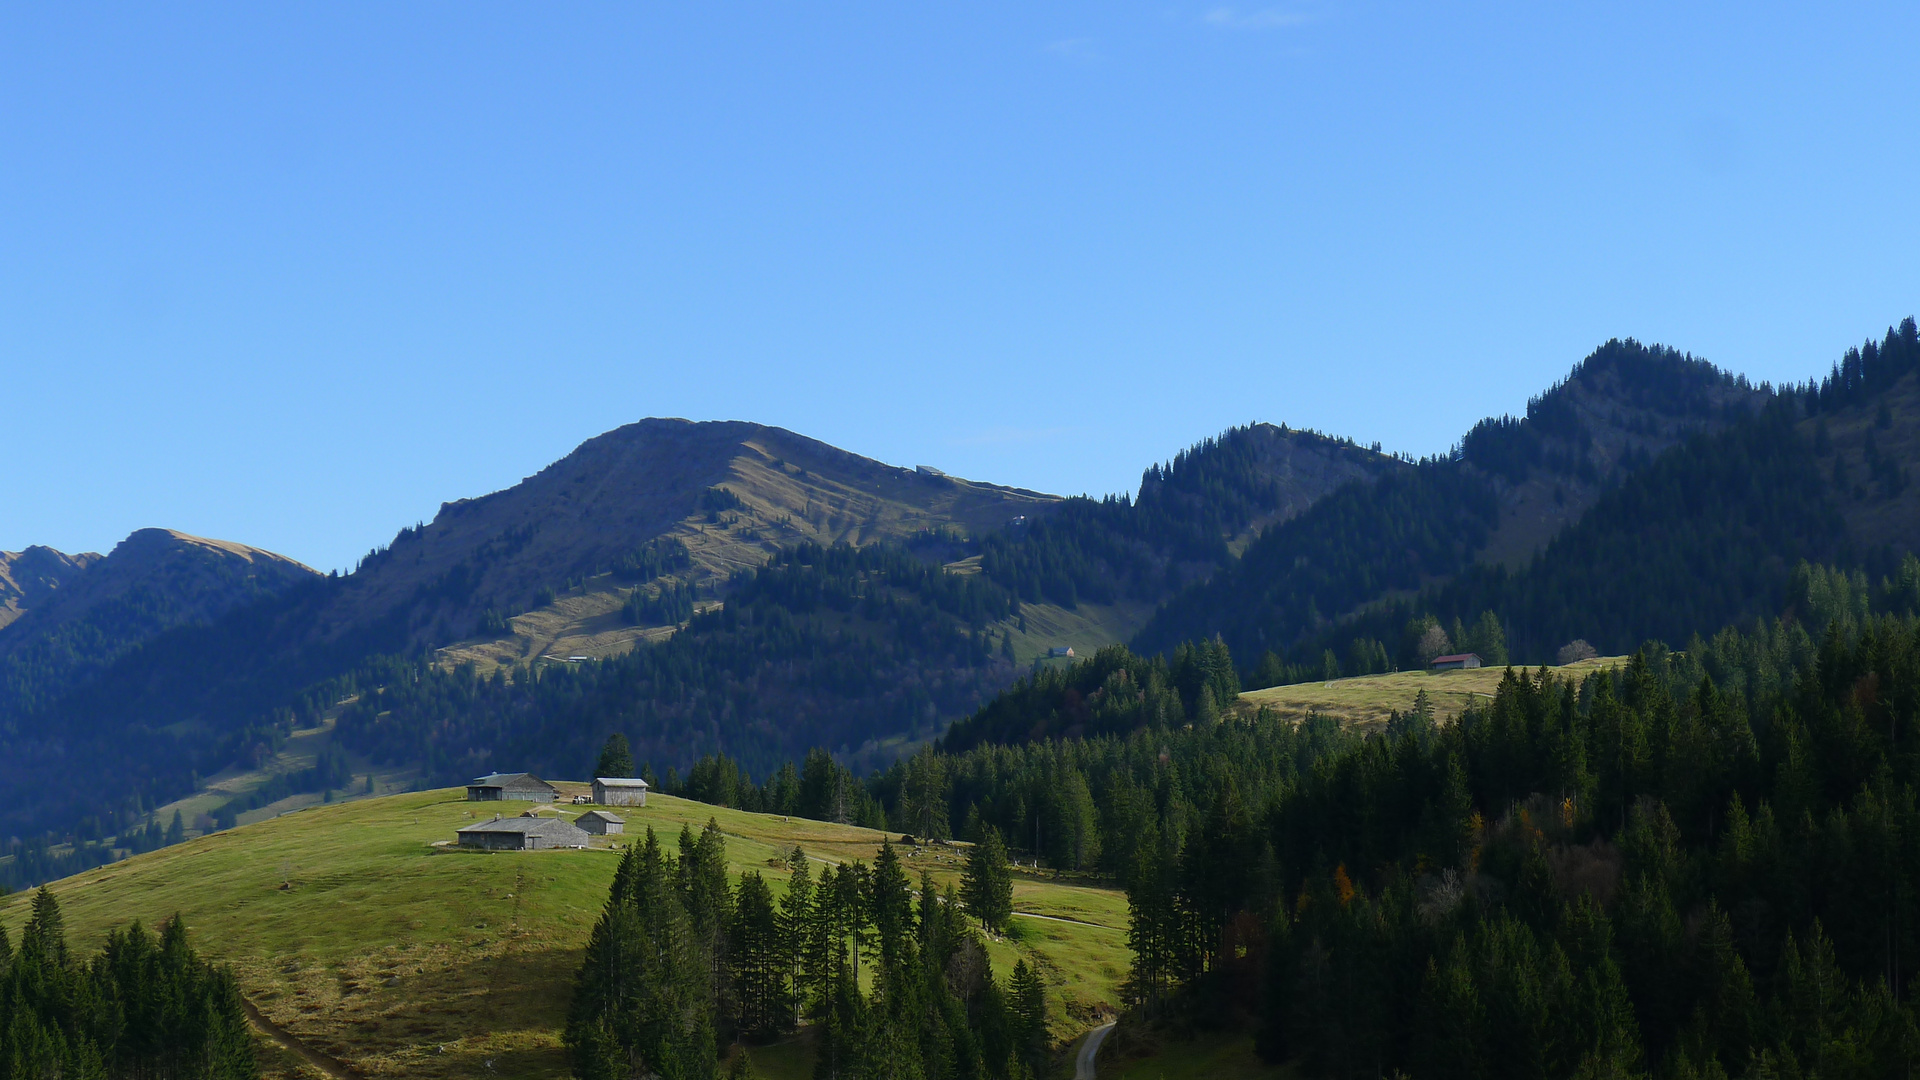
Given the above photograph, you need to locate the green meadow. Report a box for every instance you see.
[0,786,1128,1079]
[1238,655,1625,729]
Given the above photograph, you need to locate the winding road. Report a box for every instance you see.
[1074,1021,1116,1080]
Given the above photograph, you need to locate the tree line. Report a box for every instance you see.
[565,820,1042,1080]
[646,586,1920,1076]
[0,889,257,1078]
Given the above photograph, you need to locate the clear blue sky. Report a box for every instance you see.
[4,3,1917,572]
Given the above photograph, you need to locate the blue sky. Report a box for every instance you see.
[4,3,1917,572]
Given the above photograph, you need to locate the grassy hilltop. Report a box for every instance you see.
[1238,655,1626,730]
[0,787,1128,1080]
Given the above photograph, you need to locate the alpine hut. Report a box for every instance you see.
[1429,653,1484,671]
[455,815,591,850]
[466,772,559,803]
[577,810,625,836]
[592,777,649,807]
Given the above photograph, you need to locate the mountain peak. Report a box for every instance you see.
[0,545,101,631]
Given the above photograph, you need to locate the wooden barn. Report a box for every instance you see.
[466,772,559,803]
[455,816,590,850]
[577,810,625,836]
[593,777,649,807]
[1430,653,1484,671]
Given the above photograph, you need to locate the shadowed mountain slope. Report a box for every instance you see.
[1184,321,1920,680]
[1133,338,1777,663]
[323,417,1058,656]
[0,528,316,717]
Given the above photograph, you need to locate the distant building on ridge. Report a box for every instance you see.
[593,777,649,807]
[466,773,559,803]
[1430,653,1483,671]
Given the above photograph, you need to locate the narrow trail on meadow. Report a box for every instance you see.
[1011,910,1117,930]
[242,999,361,1080]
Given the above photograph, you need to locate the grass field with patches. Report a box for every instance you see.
[0,787,1128,1080]
[1238,655,1625,730]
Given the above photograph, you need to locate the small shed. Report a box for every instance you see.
[1430,653,1483,671]
[1047,646,1076,658]
[593,777,649,807]
[455,816,591,850]
[467,772,559,803]
[577,810,625,836]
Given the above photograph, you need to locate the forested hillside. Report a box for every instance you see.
[1135,337,1775,664]
[0,529,316,719]
[606,563,1920,1079]
[976,424,1403,608]
[1257,320,1920,682]
[333,541,1022,784]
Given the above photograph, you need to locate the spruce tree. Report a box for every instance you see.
[962,827,1013,933]
[1008,959,1048,1072]
[779,853,814,1027]
[595,732,634,778]
[24,886,68,970]
[731,871,782,1037]
[868,842,914,971]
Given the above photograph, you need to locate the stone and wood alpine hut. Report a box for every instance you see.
[466,772,559,803]
[577,810,625,836]
[455,815,590,850]
[592,777,649,806]
[1429,653,1483,671]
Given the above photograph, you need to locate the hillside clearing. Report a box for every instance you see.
[1238,656,1626,730]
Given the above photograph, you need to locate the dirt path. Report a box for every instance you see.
[1012,910,1119,930]
[242,999,360,1080]
[1074,1022,1116,1080]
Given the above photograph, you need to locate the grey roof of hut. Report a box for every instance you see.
[471,772,543,787]
[579,809,625,823]
[456,817,588,841]
[594,776,649,788]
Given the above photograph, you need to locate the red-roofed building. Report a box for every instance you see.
[1430,653,1482,671]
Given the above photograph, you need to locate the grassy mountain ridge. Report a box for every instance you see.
[0,544,100,630]
[334,418,1058,660]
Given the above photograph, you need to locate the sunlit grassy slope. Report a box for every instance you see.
[0,787,1126,1080]
[1238,655,1626,730]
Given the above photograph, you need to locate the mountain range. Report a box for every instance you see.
[4,318,1919,887]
